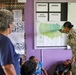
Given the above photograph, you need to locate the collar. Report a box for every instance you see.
[67,28,74,35]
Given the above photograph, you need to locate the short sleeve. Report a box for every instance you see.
[39,62,43,68]
[0,38,14,66]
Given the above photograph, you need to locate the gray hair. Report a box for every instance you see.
[0,9,13,31]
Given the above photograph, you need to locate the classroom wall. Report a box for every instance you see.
[25,0,72,75]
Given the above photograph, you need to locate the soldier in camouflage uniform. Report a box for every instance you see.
[60,21,76,75]
[67,28,76,75]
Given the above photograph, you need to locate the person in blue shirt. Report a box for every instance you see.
[0,9,20,75]
[29,56,48,75]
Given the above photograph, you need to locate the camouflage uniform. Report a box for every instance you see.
[67,28,76,75]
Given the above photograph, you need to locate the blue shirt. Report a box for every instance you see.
[34,62,43,74]
[0,34,20,75]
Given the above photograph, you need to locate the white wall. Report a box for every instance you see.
[68,3,76,28]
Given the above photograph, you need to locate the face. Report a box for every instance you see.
[63,27,70,33]
[64,60,71,66]
[33,57,38,64]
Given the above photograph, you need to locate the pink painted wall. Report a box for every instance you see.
[25,0,72,75]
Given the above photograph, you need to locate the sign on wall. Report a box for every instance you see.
[35,22,67,47]
[18,0,26,3]
[35,2,68,22]
[34,1,68,49]
[49,3,61,12]
[36,3,48,12]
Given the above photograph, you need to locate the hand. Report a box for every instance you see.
[59,29,64,33]
[62,72,64,75]
[59,29,62,32]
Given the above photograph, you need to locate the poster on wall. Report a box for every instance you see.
[8,10,25,54]
[49,13,61,21]
[49,3,61,12]
[34,1,68,49]
[36,3,48,11]
[8,22,25,54]
[37,13,48,21]
[13,10,22,22]
[34,22,67,49]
